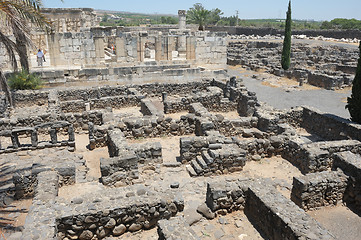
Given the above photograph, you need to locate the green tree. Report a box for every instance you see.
[281,0,292,70]
[346,42,361,123]
[208,8,223,25]
[187,3,210,30]
[0,0,51,106]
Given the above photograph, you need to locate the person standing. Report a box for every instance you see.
[37,49,45,66]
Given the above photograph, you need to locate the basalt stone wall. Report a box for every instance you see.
[119,115,196,139]
[207,26,361,39]
[163,86,237,114]
[56,192,184,239]
[100,154,139,186]
[307,71,353,90]
[301,107,361,142]
[291,170,348,211]
[107,128,163,165]
[13,157,78,199]
[333,151,361,213]
[246,184,335,240]
[206,179,249,213]
[12,90,49,108]
[0,110,103,132]
[206,178,335,240]
[282,139,361,174]
[89,114,196,149]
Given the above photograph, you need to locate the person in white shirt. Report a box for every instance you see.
[36,49,45,66]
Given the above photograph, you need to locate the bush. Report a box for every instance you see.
[346,41,361,123]
[8,69,43,90]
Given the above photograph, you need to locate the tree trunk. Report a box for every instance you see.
[14,31,30,72]
[0,71,13,107]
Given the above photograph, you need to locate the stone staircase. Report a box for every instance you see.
[104,47,116,62]
[185,149,216,177]
[186,143,246,177]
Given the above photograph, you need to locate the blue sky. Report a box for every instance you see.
[43,0,361,21]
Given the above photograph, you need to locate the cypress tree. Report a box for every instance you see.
[281,0,292,70]
[346,41,361,123]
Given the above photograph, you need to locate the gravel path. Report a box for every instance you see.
[228,66,352,119]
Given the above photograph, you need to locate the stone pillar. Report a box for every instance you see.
[155,36,168,61]
[115,37,126,62]
[137,36,145,62]
[68,125,75,142]
[48,34,62,67]
[31,130,38,147]
[94,37,105,64]
[155,36,162,61]
[50,128,58,144]
[162,92,168,102]
[186,36,196,60]
[178,36,187,57]
[178,10,186,30]
[167,37,175,61]
[11,133,20,149]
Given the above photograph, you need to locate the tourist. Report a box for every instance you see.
[37,49,45,66]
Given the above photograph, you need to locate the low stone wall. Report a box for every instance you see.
[0,121,75,154]
[12,90,49,108]
[141,99,164,117]
[301,107,361,142]
[333,151,361,213]
[164,86,236,113]
[207,26,361,40]
[206,178,335,240]
[56,190,184,239]
[13,158,77,199]
[100,154,139,186]
[0,110,103,133]
[282,138,361,173]
[246,183,335,240]
[21,171,59,239]
[291,171,348,211]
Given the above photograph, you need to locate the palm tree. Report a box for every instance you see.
[0,0,50,106]
[187,3,210,31]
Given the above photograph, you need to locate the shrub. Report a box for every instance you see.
[8,69,43,90]
[346,41,361,123]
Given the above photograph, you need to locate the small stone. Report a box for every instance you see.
[218,217,229,225]
[126,192,135,197]
[214,230,225,239]
[113,224,126,236]
[105,218,116,228]
[137,188,146,196]
[235,220,242,228]
[170,182,180,188]
[79,230,93,240]
[71,198,83,204]
[197,203,215,219]
[128,223,142,232]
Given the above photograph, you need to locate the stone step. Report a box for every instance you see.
[202,151,214,165]
[186,164,197,177]
[190,159,203,175]
[196,156,208,169]
[0,182,15,193]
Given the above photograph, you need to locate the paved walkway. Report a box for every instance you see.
[227,66,352,119]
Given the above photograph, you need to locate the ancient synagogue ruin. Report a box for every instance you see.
[0,7,361,240]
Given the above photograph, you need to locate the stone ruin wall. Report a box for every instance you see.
[207,26,361,40]
[228,41,358,89]
[41,8,99,33]
[1,78,361,239]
